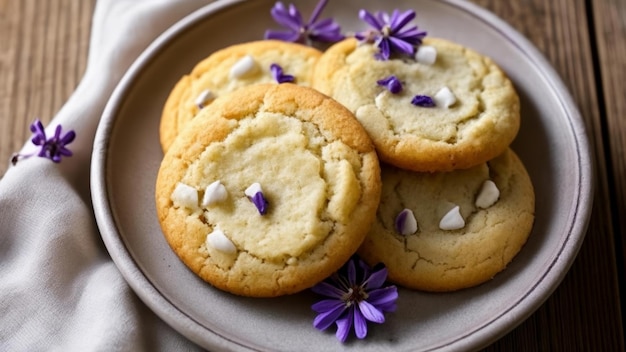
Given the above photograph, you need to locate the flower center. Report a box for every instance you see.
[342,286,369,306]
[381,24,392,37]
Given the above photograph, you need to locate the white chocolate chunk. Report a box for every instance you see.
[396,208,418,235]
[202,180,228,207]
[229,55,258,79]
[434,86,456,108]
[244,182,263,198]
[415,45,437,65]
[171,182,198,210]
[206,228,237,254]
[194,89,214,109]
[475,180,500,209]
[439,205,465,230]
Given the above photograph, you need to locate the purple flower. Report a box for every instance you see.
[270,63,295,84]
[356,9,427,60]
[264,0,344,45]
[376,75,403,94]
[11,119,76,165]
[311,256,398,342]
[411,95,435,107]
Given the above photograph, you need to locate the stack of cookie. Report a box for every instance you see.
[313,37,535,292]
[155,36,535,297]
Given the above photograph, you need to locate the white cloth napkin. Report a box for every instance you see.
[0,1,214,350]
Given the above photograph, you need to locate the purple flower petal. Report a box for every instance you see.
[270,3,302,31]
[358,9,383,30]
[57,147,73,157]
[312,298,345,313]
[357,257,371,280]
[358,300,385,324]
[250,192,268,214]
[308,0,328,24]
[389,36,415,55]
[376,75,403,94]
[375,11,389,26]
[411,95,436,107]
[363,266,388,290]
[395,27,427,43]
[313,300,347,331]
[308,18,337,31]
[377,39,391,60]
[346,258,357,286]
[311,281,346,298]
[270,63,295,83]
[335,310,353,342]
[30,120,46,145]
[390,9,416,31]
[353,306,368,339]
[60,130,76,145]
[367,286,398,310]
[287,3,302,23]
[308,19,344,42]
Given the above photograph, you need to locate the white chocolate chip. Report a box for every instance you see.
[475,180,500,209]
[171,182,198,210]
[434,86,456,108]
[396,208,418,235]
[202,180,228,207]
[439,205,465,230]
[229,55,258,79]
[194,89,214,109]
[206,228,237,254]
[244,182,263,198]
[415,45,437,65]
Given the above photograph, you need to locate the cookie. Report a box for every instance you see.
[357,149,535,292]
[312,37,521,172]
[155,83,381,297]
[159,40,323,152]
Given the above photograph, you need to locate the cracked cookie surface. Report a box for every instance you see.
[159,40,322,152]
[312,37,521,172]
[357,149,535,292]
[155,83,381,297]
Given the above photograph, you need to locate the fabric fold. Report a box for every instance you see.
[0,0,211,350]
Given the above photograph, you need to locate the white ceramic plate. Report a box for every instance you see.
[91,0,593,350]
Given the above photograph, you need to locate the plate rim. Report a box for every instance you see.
[91,0,594,350]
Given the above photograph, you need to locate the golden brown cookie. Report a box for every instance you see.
[312,37,521,172]
[357,149,535,292]
[155,83,381,297]
[159,40,322,152]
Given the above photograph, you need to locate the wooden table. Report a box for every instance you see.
[0,0,623,350]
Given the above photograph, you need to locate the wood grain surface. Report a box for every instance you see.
[0,0,623,350]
